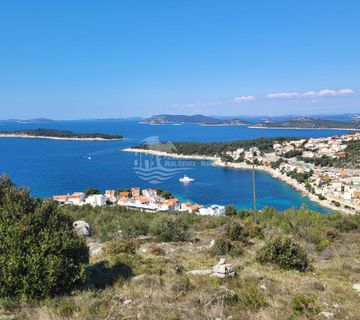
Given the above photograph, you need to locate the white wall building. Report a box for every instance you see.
[199,205,225,216]
[85,194,106,207]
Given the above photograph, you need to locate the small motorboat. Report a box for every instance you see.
[179,175,195,183]
[87,156,92,160]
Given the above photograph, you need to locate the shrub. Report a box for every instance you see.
[105,239,136,255]
[315,239,331,252]
[225,221,249,242]
[84,188,101,196]
[238,282,267,311]
[291,294,319,316]
[230,242,245,257]
[225,205,237,216]
[256,234,310,271]
[171,275,192,294]
[0,178,89,300]
[148,244,166,256]
[150,215,190,242]
[335,216,359,232]
[211,237,233,256]
[243,218,264,239]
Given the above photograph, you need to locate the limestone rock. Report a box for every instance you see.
[211,259,235,278]
[353,283,360,294]
[73,220,92,236]
[318,311,334,318]
[188,269,213,275]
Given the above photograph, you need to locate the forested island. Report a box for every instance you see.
[141,114,251,126]
[0,128,123,140]
[252,118,360,130]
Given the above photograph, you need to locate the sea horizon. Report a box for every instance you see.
[1,118,354,213]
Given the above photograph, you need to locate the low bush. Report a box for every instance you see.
[256,234,310,271]
[291,294,319,316]
[225,220,249,242]
[211,237,233,256]
[210,237,244,257]
[238,282,267,311]
[148,244,166,255]
[105,239,137,255]
[150,215,190,242]
[315,239,331,252]
[171,275,192,294]
[242,218,264,239]
[0,177,89,300]
[335,216,359,232]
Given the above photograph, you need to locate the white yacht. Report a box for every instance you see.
[179,175,195,183]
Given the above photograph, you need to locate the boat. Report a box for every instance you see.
[179,175,195,183]
[87,156,92,160]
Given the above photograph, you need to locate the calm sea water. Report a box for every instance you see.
[0,120,352,213]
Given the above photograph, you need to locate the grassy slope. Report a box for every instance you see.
[1,206,360,320]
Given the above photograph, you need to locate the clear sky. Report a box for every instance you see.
[0,0,359,119]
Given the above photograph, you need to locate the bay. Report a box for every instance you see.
[0,119,352,213]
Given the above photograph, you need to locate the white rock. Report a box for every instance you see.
[260,284,267,291]
[353,283,360,294]
[211,273,226,278]
[123,299,132,305]
[209,239,215,248]
[218,258,226,265]
[73,220,92,236]
[188,269,213,275]
[132,274,146,281]
[318,311,334,318]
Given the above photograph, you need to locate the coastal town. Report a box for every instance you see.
[53,188,225,216]
[54,131,360,215]
[220,131,360,213]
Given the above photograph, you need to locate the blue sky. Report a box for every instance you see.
[0,0,359,119]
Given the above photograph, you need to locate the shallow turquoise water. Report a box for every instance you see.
[0,120,351,213]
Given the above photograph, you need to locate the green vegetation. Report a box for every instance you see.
[336,140,360,168]
[150,215,191,242]
[299,141,360,169]
[254,117,360,129]
[286,169,313,184]
[2,177,360,319]
[0,175,89,300]
[0,128,123,140]
[84,188,101,196]
[299,155,334,167]
[136,137,299,157]
[256,234,310,271]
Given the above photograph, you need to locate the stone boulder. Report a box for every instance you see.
[211,258,235,278]
[73,220,92,237]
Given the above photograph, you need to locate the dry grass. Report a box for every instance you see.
[1,218,360,320]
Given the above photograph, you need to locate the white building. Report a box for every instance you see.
[199,205,225,216]
[85,194,106,207]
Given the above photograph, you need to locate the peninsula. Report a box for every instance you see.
[124,132,360,214]
[0,128,123,141]
[251,118,360,130]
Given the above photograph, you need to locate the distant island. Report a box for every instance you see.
[0,129,123,141]
[140,114,251,126]
[251,118,360,130]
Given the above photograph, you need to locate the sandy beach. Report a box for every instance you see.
[0,134,122,141]
[123,148,356,214]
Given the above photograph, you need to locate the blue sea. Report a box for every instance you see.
[0,120,353,213]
